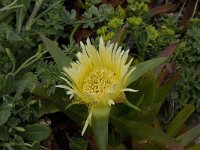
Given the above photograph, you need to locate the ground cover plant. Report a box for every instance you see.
[0,0,200,150]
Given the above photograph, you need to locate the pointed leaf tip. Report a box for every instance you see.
[39,33,71,68]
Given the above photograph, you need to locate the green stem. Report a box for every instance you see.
[25,0,44,30]
[91,106,111,150]
[15,100,37,114]
[5,48,16,73]
[25,0,62,30]
[0,0,18,12]
[70,23,81,43]
[14,48,47,76]
[0,5,23,12]
[0,142,32,147]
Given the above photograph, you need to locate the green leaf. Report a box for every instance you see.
[6,48,16,73]
[155,71,180,103]
[39,33,71,68]
[167,104,195,137]
[111,23,127,44]
[159,42,180,57]
[38,100,59,117]
[16,0,31,33]
[4,73,15,95]
[0,126,9,141]
[32,141,40,150]
[14,145,29,150]
[19,124,51,142]
[15,72,37,94]
[187,144,200,150]
[116,103,161,125]
[6,30,23,42]
[0,108,11,126]
[69,138,88,150]
[126,57,167,86]
[124,74,159,123]
[113,118,184,150]
[176,125,200,146]
[136,73,156,107]
[134,139,169,150]
[0,75,4,92]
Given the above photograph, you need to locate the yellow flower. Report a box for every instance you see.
[56,37,137,134]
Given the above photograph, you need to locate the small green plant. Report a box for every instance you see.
[173,19,200,112]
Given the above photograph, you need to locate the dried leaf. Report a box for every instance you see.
[150,3,176,16]
[179,0,199,26]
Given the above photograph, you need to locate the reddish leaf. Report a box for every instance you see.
[111,23,128,44]
[156,42,179,78]
[157,61,177,86]
[159,42,180,57]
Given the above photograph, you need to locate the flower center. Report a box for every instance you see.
[83,69,116,98]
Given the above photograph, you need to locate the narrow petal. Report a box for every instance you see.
[59,76,73,87]
[123,66,136,86]
[108,99,115,106]
[122,88,139,92]
[56,85,73,91]
[82,110,93,136]
[66,91,74,99]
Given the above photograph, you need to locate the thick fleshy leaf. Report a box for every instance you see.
[155,71,180,103]
[123,74,159,123]
[134,138,169,150]
[32,141,40,150]
[126,57,167,86]
[187,144,200,150]
[0,126,9,141]
[111,24,127,44]
[31,84,67,109]
[176,125,200,146]
[136,103,161,124]
[39,33,71,68]
[14,145,30,150]
[0,108,11,126]
[38,100,60,117]
[4,73,15,95]
[156,61,177,85]
[159,42,180,57]
[167,104,195,137]
[19,124,51,142]
[0,75,4,92]
[134,73,156,107]
[113,118,184,150]
[122,73,160,123]
[69,138,88,150]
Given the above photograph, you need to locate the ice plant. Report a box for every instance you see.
[56,37,139,150]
